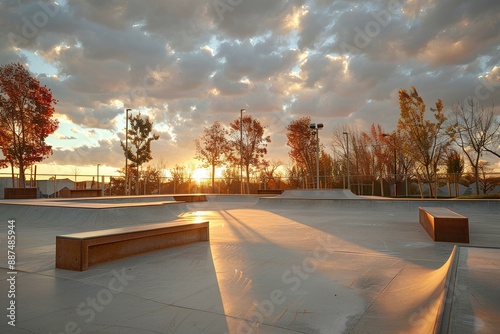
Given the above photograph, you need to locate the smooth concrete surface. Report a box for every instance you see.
[0,195,499,333]
[444,247,500,334]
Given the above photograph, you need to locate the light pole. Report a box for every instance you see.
[310,123,324,189]
[125,108,131,196]
[383,133,397,197]
[97,164,100,190]
[343,132,350,191]
[240,108,246,194]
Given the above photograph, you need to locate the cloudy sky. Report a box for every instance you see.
[1,0,499,177]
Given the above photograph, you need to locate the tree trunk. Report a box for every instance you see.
[18,161,26,188]
[425,165,433,198]
[136,164,141,195]
[446,175,452,197]
[474,157,480,195]
[435,175,438,199]
[246,164,250,194]
[11,163,15,188]
[380,175,384,197]
[211,164,215,194]
[416,174,424,198]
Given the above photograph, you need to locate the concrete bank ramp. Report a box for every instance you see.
[351,246,458,333]
[441,246,500,333]
[0,201,188,228]
[278,189,359,199]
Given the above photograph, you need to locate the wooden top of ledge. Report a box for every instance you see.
[419,207,467,219]
[57,220,209,240]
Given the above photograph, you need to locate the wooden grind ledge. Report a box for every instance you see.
[419,207,469,243]
[56,220,209,271]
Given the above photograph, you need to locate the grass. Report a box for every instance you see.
[457,193,500,199]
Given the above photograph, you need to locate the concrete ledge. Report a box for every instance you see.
[173,194,207,202]
[59,189,102,198]
[419,207,469,243]
[56,220,209,271]
[4,187,37,199]
[257,189,284,195]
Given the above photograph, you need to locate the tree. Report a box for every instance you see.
[445,149,464,197]
[447,98,500,194]
[318,150,335,189]
[141,165,162,195]
[286,117,317,188]
[229,115,271,193]
[362,124,392,196]
[169,164,186,194]
[120,112,159,195]
[194,121,231,193]
[477,161,500,194]
[259,159,283,190]
[0,62,59,187]
[285,164,306,189]
[397,86,448,198]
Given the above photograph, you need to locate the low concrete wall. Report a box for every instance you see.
[4,187,37,199]
[173,194,207,202]
[419,207,469,243]
[59,189,102,198]
[56,220,209,271]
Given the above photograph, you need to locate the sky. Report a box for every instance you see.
[1,0,499,178]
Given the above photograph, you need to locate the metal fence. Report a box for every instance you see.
[1,172,499,198]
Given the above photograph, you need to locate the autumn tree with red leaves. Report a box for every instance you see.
[286,117,317,187]
[0,63,59,188]
[229,115,271,194]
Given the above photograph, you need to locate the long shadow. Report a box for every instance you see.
[206,201,469,333]
[207,206,403,333]
[0,241,233,334]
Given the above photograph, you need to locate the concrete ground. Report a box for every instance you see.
[0,192,499,334]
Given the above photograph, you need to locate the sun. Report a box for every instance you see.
[192,168,209,183]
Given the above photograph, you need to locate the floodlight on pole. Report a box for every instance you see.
[125,108,131,196]
[310,123,324,189]
[343,132,350,191]
[240,109,246,195]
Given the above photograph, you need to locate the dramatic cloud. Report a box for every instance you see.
[0,0,499,174]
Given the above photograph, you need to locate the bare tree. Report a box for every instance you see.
[72,166,81,183]
[447,98,500,194]
[260,159,283,189]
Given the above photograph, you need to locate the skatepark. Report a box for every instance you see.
[1,190,499,333]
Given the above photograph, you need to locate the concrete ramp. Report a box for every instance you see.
[351,246,458,333]
[441,246,500,333]
[0,201,188,228]
[278,189,359,199]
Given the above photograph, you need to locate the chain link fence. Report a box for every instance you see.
[1,172,499,198]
